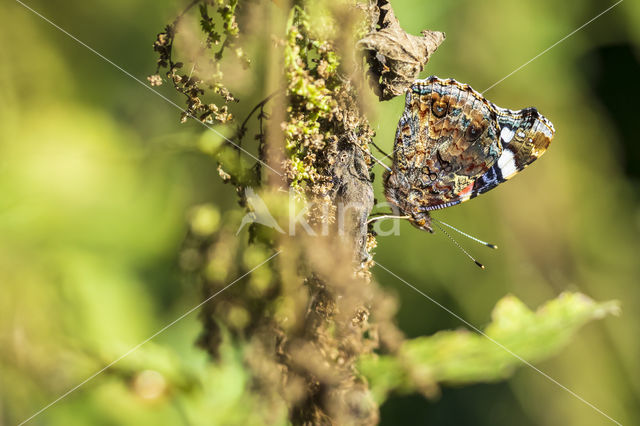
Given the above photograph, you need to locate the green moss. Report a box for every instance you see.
[283,6,343,192]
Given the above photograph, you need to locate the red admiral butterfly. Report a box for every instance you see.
[383,76,555,234]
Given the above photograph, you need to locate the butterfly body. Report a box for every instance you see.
[384,76,555,232]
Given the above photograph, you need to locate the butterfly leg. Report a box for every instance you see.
[409,211,434,233]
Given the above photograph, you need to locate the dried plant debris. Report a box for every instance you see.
[358,0,445,100]
[149,0,247,125]
[180,5,399,425]
[329,135,374,262]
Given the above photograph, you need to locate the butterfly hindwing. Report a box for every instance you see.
[470,106,555,198]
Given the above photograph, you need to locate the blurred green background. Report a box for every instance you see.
[1,0,639,425]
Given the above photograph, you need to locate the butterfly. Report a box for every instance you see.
[383,76,555,233]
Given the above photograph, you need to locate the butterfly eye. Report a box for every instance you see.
[431,98,448,118]
[465,122,484,141]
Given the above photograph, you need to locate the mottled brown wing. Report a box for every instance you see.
[386,77,502,216]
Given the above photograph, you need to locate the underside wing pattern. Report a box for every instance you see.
[383,76,555,232]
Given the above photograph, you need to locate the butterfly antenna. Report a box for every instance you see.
[432,218,498,250]
[368,152,392,172]
[370,141,393,160]
[433,221,485,269]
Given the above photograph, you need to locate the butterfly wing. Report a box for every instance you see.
[384,77,555,221]
[469,107,555,198]
[386,77,502,214]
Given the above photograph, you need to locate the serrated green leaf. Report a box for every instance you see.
[360,292,620,403]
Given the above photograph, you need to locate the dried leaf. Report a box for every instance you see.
[358,0,445,100]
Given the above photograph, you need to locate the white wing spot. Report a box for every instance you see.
[497,149,518,179]
[500,127,515,143]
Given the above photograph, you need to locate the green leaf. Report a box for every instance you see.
[360,292,620,403]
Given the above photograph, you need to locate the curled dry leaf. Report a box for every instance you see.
[358,0,445,100]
